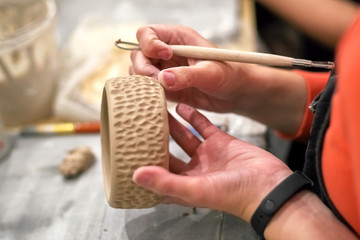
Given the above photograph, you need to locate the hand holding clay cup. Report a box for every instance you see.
[101,75,169,209]
[132,103,293,221]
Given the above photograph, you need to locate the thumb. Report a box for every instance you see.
[158,62,227,91]
[132,166,203,204]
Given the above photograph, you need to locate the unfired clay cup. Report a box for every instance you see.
[101,75,169,209]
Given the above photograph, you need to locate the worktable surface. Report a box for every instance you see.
[0,134,258,240]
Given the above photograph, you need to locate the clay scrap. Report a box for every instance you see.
[59,146,95,178]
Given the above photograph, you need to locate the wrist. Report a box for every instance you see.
[250,171,313,238]
[232,168,293,222]
[265,190,316,239]
[265,190,358,240]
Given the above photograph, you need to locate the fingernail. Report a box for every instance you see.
[134,173,152,187]
[160,71,176,87]
[158,49,171,59]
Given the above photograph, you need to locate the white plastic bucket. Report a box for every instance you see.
[0,0,58,127]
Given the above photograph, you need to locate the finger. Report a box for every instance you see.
[136,25,214,61]
[130,50,160,78]
[158,61,228,91]
[129,65,134,75]
[132,166,204,204]
[168,112,201,157]
[136,25,173,60]
[137,24,215,48]
[169,154,188,174]
[176,103,219,139]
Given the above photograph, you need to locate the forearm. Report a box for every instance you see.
[256,0,359,47]
[234,65,307,136]
[264,190,358,239]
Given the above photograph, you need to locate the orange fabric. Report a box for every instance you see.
[276,71,329,142]
[322,12,360,235]
[277,10,360,235]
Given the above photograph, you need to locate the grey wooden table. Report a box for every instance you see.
[0,134,258,240]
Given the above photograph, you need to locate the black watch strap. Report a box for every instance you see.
[250,171,313,239]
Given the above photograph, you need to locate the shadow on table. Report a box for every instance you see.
[123,205,221,240]
[123,205,259,240]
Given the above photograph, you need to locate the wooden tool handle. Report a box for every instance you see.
[115,39,334,69]
[170,45,294,67]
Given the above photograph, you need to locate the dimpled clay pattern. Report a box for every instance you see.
[101,75,169,209]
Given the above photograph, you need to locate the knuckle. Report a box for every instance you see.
[158,178,174,196]
[139,65,151,75]
[136,25,148,39]
[130,50,137,61]
[128,66,134,75]
[185,178,207,204]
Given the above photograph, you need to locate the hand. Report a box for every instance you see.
[130,24,308,136]
[129,24,257,114]
[133,103,293,221]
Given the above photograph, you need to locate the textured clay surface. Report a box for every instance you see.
[59,146,95,178]
[101,75,169,209]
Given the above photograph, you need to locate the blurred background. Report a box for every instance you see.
[0,0,243,126]
[0,0,268,158]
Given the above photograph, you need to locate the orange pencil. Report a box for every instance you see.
[21,122,100,135]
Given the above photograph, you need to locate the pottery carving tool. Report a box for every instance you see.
[115,39,335,70]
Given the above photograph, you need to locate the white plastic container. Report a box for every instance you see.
[0,0,58,127]
[0,112,13,160]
